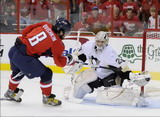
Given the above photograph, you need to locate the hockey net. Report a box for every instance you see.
[142,29,160,97]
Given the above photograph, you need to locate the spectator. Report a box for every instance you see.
[0,15,14,33]
[29,0,55,24]
[91,0,104,14]
[122,0,140,17]
[0,14,10,32]
[73,12,90,31]
[51,0,69,23]
[20,0,37,16]
[86,6,107,34]
[20,7,32,27]
[136,0,143,7]
[101,0,107,4]
[106,6,123,35]
[1,0,16,32]
[101,0,122,17]
[0,1,4,14]
[148,6,160,29]
[140,0,158,27]
[78,0,94,12]
[119,0,127,4]
[120,8,143,36]
[70,0,79,27]
[19,0,32,31]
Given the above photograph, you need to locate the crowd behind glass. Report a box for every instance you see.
[0,0,160,37]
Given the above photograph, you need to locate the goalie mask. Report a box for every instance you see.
[95,31,109,52]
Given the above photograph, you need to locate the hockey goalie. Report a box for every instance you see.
[64,31,151,107]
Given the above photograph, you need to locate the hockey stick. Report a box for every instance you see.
[0,98,21,102]
[75,61,110,70]
[0,98,14,101]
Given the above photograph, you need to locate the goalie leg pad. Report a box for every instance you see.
[76,69,98,84]
[96,87,141,107]
[65,62,83,75]
[66,69,98,100]
[72,84,92,99]
[73,69,97,99]
[64,84,92,101]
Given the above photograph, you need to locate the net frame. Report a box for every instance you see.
[141,29,160,96]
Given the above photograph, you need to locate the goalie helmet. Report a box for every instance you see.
[95,31,109,52]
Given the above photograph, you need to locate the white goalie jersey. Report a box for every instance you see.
[79,40,121,79]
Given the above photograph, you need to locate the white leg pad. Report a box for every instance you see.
[96,87,141,106]
[64,86,71,99]
[76,68,98,84]
[64,84,92,103]
[64,69,97,103]
[72,84,92,99]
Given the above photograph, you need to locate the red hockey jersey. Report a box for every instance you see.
[18,22,67,67]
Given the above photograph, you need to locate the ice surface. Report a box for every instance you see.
[1,71,160,116]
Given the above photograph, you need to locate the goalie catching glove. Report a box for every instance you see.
[129,71,151,86]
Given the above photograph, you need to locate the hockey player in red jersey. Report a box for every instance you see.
[4,18,72,106]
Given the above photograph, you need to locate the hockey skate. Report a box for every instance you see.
[4,88,24,102]
[42,94,62,106]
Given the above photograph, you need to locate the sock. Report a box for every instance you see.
[40,81,52,96]
[9,76,21,91]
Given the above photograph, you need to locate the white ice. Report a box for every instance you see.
[1,71,160,116]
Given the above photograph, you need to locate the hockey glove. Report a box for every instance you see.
[66,54,75,65]
[129,71,151,86]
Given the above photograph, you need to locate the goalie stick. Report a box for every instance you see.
[67,31,83,103]
[75,61,110,70]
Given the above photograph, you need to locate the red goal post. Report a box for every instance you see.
[141,29,160,95]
